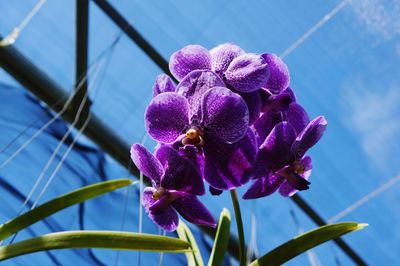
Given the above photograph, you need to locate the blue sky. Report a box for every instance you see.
[1,0,400,265]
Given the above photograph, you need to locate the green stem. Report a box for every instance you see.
[230,189,246,266]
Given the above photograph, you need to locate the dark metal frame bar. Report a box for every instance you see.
[0,0,366,264]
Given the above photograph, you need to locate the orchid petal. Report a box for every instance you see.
[145,92,189,143]
[286,103,310,134]
[292,116,327,159]
[155,145,205,195]
[210,43,244,76]
[201,87,249,143]
[143,187,179,232]
[243,174,284,199]
[225,53,269,93]
[172,195,216,227]
[255,122,296,172]
[130,144,163,185]
[152,74,176,97]
[176,70,225,120]
[262,53,290,94]
[203,129,257,190]
[169,45,211,81]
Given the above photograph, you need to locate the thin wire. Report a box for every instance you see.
[246,201,258,265]
[328,175,400,223]
[0,29,122,170]
[12,58,105,218]
[0,0,47,46]
[31,114,91,209]
[30,42,116,209]
[280,0,350,59]
[113,186,131,266]
[158,230,167,266]
[137,133,148,266]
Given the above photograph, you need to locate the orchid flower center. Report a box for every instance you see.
[182,126,204,147]
[152,187,167,200]
[276,161,310,191]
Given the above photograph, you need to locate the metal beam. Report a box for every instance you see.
[73,0,91,128]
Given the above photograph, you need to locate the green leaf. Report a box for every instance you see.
[208,208,231,266]
[176,220,204,266]
[0,230,192,261]
[0,178,135,240]
[249,222,368,266]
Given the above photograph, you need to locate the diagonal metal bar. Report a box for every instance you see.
[92,0,175,81]
[73,0,91,128]
[92,1,366,264]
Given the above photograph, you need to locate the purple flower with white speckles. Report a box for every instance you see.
[243,116,327,199]
[145,80,256,190]
[130,144,215,231]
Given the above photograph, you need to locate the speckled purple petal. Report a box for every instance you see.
[255,122,296,173]
[253,110,281,146]
[203,129,257,190]
[242,173,284,199]
[261,53,290,94]
[279,156,312,197]
[201,87,249,143]
[172,195,216,227]
[225,53,269,93]
[130,144,163,185]
[286,103,310,134]
[210,43,244,76]
[291,116,327,159]
[169,45,211,81]
[152,74,176,97]
[239,90,261,125]
[176,70,225,120]
[145,92,189,143]
[155,145,205,195]
[143,187,179,232]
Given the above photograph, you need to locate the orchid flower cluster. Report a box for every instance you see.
[130,43,327,232]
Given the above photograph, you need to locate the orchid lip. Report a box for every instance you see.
[276,161,310,191]
[182,126,204,147]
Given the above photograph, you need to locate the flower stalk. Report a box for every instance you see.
[230,189,246,266]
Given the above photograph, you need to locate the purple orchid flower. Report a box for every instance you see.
[130,144,216,231]
[243,116,327,199]
[144,78,257,190]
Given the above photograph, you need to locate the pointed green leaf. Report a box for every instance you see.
[0,178,135,240]
[176,220,204,266]
[0,230,192,261]
[249,222,368,266]
[208,208,231,266]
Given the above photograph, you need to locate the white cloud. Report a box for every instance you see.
[350,0,400,41]
[342,81,400,169]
